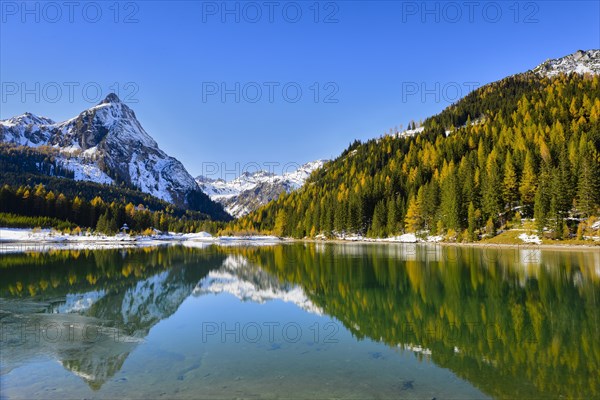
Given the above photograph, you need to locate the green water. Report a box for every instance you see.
[0,243,598,399]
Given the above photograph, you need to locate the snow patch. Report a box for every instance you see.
[395,126,424,138]
[60,158,114,185]
[386,233,418,243]
[518,233,542,244]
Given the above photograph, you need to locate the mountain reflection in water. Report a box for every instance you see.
[0,244,598,399]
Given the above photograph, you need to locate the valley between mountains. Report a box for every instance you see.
[1,49,599,246]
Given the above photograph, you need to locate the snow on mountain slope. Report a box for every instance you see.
[0,112,56,146]
[196,170,276,200]
[196,160,327,218]
[59,157,114,185]
[532,49,600,77]
[281,159,327,188]
[0,94,201,207]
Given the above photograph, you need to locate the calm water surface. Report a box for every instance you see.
[1,243,599,399]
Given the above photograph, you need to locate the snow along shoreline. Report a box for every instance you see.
[1,228,597,254]
[300,237,600,250]
[0,228,283,253]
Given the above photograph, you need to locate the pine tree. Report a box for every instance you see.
[55,193,68,220]
[96,210,117,234]
[333,200,346,234]
[519,151,537,210]
[404,195,422,233]
[420,181,439,231]
[370,200,387,237]
[45,192,56,218]
[322,202,333,236]
[72,196,83,224]
[556,147,573,213]
[485,217,496,237]
[533,163,552,235]
[33,184,46,215]
[467,202,477,241]
[576,222,585,240]
[386,198,398,235]
[106,212,118,234]
[576,144,600,216]
[95,212,107,233]
[502,152,518,210]
[440,170,461,230]
[273,210,288,237]
[482,151,502,223]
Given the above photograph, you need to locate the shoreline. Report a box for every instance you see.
[0,226,598,253]
[293,238,600,251]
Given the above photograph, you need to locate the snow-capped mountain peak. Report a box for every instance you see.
[0,94,208,208]
[1,112,56,127]
[100,92,122,104]
[196,175,225,184]
[532,49,600,77]
[282,159,327,187]
[196,160,327,217]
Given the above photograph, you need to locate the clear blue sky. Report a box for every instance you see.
[1,1,598,177]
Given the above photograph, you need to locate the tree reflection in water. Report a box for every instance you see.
[1,243,598,398]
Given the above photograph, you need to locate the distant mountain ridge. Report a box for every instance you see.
[196,160,327,217]
[0,94,226,218]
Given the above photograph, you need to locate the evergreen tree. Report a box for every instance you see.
[502,152,518,210]
[482,151,502,223]
[333,200,346,234]
[519,151,537,211]
[576,145,600,216]
[440,169,461,230]
[467,202,477,241]
[533,163,552,235]
[421,181,439,231]
[95,211,117,234]
[386,197,399,235]
[404,195,422,233]
[555,147,573,214]
[370,200,387,237]
[274,209,288,237]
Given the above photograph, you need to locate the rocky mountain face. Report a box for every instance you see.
[196,160,327,217]
[0,94,213,210]
[532,49,600,77]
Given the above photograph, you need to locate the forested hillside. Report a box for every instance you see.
[0,144,231,222]
[0,183,223,234]
[232,73,600,240]
[0,142,232,233]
